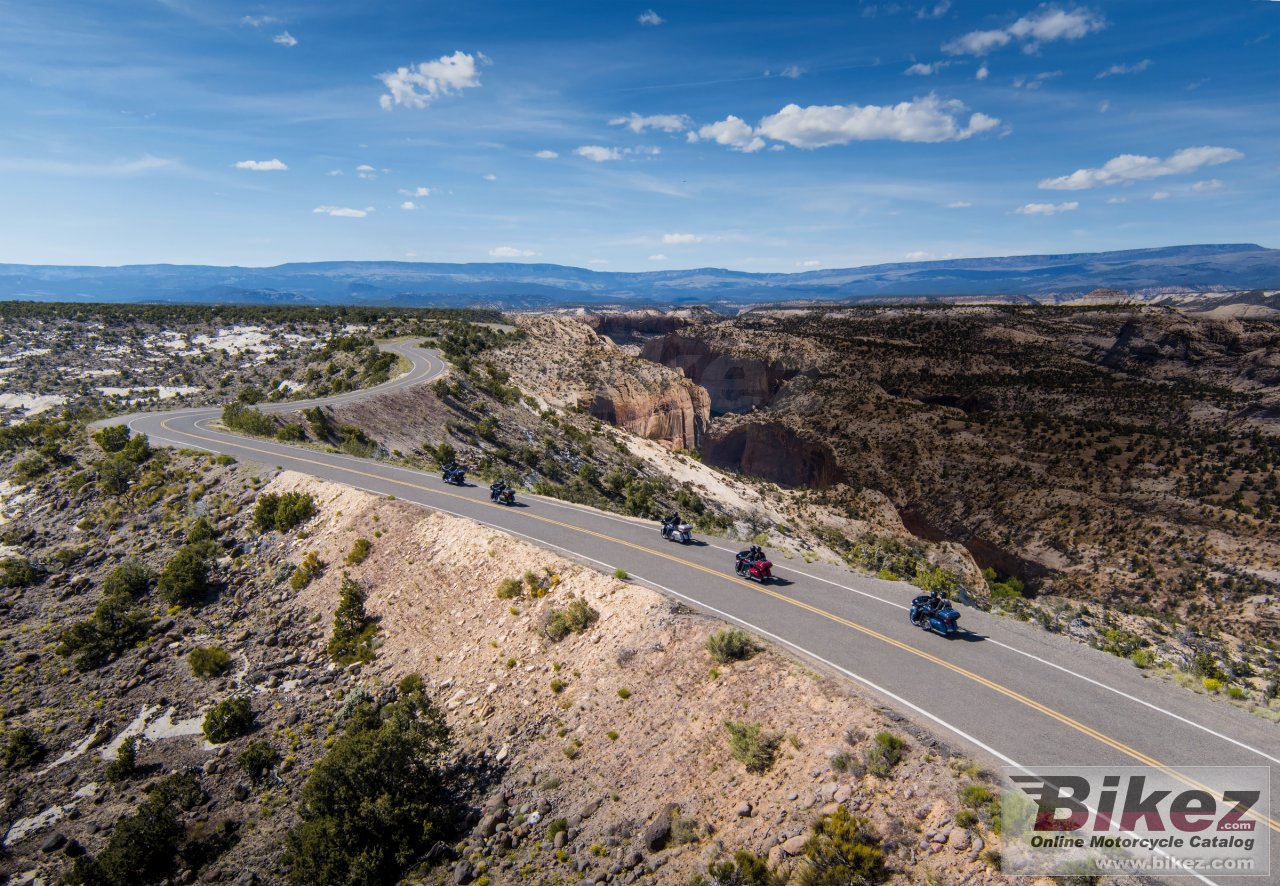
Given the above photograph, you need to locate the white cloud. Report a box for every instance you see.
[944,5,1105,55]
[1098,100,1110,113]
[943,29,1012,55]
[1192,179,1224,192]
[483,173,497,180]
[648,254,668,261]
[609,112,691,133]
[689,116,765,152]
[662,233,703,244]
[1007,6,1104,43]
[535,149,559,159]
[400,201,417,210]
[1015,201,1078,215]
[756,95,1000,147]
[326,169,343,176]
[1106,196,1128,204]
[917,1,951,19]
[779,65,804,79]
[1097,59,1151,79]
[638,9,664,26]
[1012,70,1062,90]
[398,186,431,197]
[796,259,822,267]
[273,31,297,47]
[1038,146,1244,190]
[234,158,287,171]
[378,51,485,110]
[240,15,279,27]
[356,164,376,179]
[905,250,933,261]
[975,63,990,80]
[1151,191,1171,201]
[905,61,951,76]
[313,206,373,218]
[489,246,538,258]
[574,145,622,162]
[946,200,972,208]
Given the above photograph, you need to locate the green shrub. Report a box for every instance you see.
[706,628,760,664]
[724,721,780,774]
[617,687,631,699]
[547,818,569,838]
[613,567,629,580]
[289,552,324,591]
[58,592,152,671]
[496,576,524,599]
[96,453,138,493]
[282,684,454,886]
[186,516,216,544]
[106,737,138,783]
[253,491,316,532]
[1,727,44,769]
[103,559,151,598]
[550,678,566,694]
[122,433,152,464]
[0,557,38,589]
[697,850,780,886]
[11,453,49,483]
[1129,648,1153,669]
[275,424,306,442]
[1202,677,1223,693]
[188,645,231,678]
[238,740,280,784]
[960,784,994,808]
[221,402,276,436]
[798,807,887,886]
[544,596,599,641]
[202,696,254,744]
[863,732,906,777]
[94,424,132,453]
[157,546,210,605]
[328,574,377,664]
[345,537,372,566]
[64,795,183,886]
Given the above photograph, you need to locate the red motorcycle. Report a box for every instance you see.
[734,553,773,582]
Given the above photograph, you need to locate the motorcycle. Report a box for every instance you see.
[909,594,961,637]
[735,555,773,582]
[442,464,467,486]
[490,483,516,505]
[660,519,693,544]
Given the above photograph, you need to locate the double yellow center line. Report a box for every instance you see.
[162,415,1280,836]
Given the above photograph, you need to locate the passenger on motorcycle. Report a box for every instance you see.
[736,544,765,566]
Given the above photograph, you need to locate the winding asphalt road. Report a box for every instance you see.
[108,340,1279,884]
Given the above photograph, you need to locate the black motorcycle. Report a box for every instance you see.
[442,463,467,486]
[490,482,516,505]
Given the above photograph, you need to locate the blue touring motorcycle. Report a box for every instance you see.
[909,594,961,637]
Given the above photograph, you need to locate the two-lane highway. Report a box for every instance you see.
[106,341,1279,884]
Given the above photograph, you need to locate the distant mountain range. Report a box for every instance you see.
[1,243,1277,308]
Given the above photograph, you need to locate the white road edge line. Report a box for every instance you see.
[337,477,1220,886]
[164,345,1280,770]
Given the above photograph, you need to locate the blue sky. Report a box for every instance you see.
[1,0,1277,270]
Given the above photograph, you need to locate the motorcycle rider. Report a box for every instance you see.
[925,589,945,615]
[490,479,507,497]
[661,512,681,537]
[735,544,765,570]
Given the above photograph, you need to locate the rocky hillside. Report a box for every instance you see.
[0,412,1014,885]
